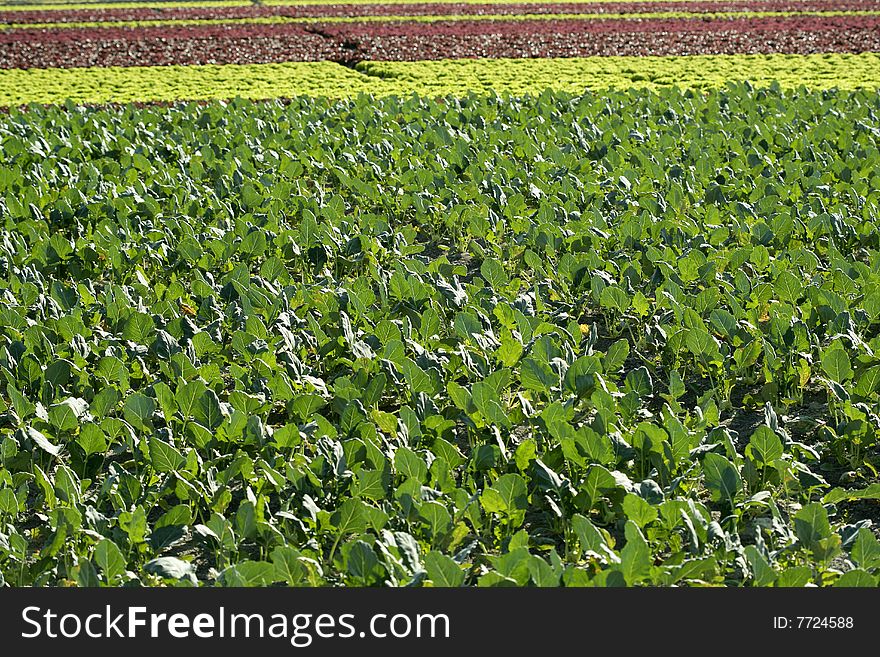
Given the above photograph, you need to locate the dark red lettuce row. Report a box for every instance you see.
[3,0,880,24]
[0,33,344,68]
[313,14,880,36]
[2,21,878,68]
[348,28,880,59]
[0,22,318,43]
[4,13,879,45]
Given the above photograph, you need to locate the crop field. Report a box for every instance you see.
[0,0,879,589]
[3,0,880,100]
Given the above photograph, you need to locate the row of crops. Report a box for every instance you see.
[2,0,880,103]
[2,54,880,105]
[1,0,879,588]
[3,12,879,69]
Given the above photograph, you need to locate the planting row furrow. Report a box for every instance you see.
[4,0,880,23]
[3,22,877,67]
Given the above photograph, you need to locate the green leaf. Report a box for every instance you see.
[148,438,185,473]
[528,555,560,587]
[94,539,126,580]
[44,359,73,387]
[579,465,619,510]
[152,381,177,419]
[239,229,267,258]
[0,489,18,516]
[600,286,629,313]
[744,546,776,587]
[776,566,812,587]
[399,358,435,395]
[194,389,223,430]
[471,381,511,428]
[495,335,523,367]
[90,387,120,418]
[353,469,387,501]
[686,328,722,364]
[123,393,155,432]
[774,270,802,303]
[852,366,880,398]
[488,547,531,585]
[76,560,100,588]
[425,551,465,587]
[617,521,652,585]
[7,384,35,420]
[122,312,156,345]
[514,438,537,471]
[702,452,742,505]
[851,528,880,571]
[176,237,203,264]
[290,394,326,421]
[835,569,877,587]
[156,504,192,529]
[299,211,319,249]
[480,257,508,290]
[824,483,880,504]
[602,339,629,373]
[477,571,518,587]
[747,426,784,465]
[447,381,474,413]
[346,541,384,584]
[571,514,619,564]
[54,464,81,504]
[420,502,452,540]
[520,358,556,393]
[120,506,147,545]
[220,560,275,587]
[821,346,853,382]
[272,546,306,585]
[176,379,207,419]
[332,498,368,537]
[564,355,601,395]
[622,493,658,528]
[481,473,528,516]
[793,503,835,557]
[624,366,653,397]
[96,356,128,388]
[454,312,483,342]
[394,446,428,483]
[631,292,650,317]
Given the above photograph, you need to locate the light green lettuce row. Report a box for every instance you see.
[1,53,878,106]
[360,53,880,96]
